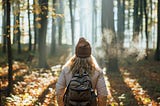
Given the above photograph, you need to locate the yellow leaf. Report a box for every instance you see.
[52,13,57,18]
[43,6,48,10]
[14,30,18,34]
[16,20,19,24]
[36,23,41,29]
[0,67,2,72]
[48,7,53,11]
[36,17,41,21]
[23,93,29,99]
[143,98,151,104]
[35,9,41,15]
[57,14,64,18]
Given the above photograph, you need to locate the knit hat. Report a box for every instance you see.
[75,37,91,58]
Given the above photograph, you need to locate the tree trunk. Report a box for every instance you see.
[13,16,18,45]
[38,0,48,68]
[58,20,62,45]
[69,0,75,54]
[28,0,32,51]
[2,0,7,53]
[144,0,149,59]
[117,0,125,50]
[92,0,97,45]
[102,0,115,31]
[133,0,140,43]
[51,21,56,55]
[94,2,97,43]
[33,0,38,51]
[12,1,19,45]
[149,0,152,28]
[17,3,21,54]
[155,0,160,61]
[50,0,57,55]
[102,0,119,72]
[6,0,13,96]
[13,5,17,44]
[139,0,143,36]
[58,0,64,45]
[127,0,131,29]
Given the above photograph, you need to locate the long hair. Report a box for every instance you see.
[63,55,101,75]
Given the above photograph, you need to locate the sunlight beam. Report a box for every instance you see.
[120,68,159,106]
[104,75,119,105]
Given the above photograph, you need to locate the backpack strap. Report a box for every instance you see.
[63,78,71,101]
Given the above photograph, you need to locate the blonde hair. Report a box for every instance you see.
[63,55,101,75]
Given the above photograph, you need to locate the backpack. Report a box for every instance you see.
[63,70,97,106]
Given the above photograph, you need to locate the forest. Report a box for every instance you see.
[0,0,160,106]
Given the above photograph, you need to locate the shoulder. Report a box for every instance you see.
[91,68,103,79]
[94,69,103,76]
[62,65,70,74]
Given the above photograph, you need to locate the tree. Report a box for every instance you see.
[57,0,64,45]
[38,0,49,68]
[6,0,13,96]
[28,0,32,51]
[117,0,125,49]
[139,0,144,36]
[12,1,18,44]
[127,0,131,30]
[92,0,97,45]
[33,0,39,51]
[2,0,7,53]
[102,0,119,72]
[69,0,75,54]
[155,0,160,61]
[16,1,21,54]
[12,0,22,54]
[50,0,57,55]
[144,0,149,59]
[133,0,140,43]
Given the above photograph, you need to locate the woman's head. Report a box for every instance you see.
[63,37,100,75]
[75,37,91,58]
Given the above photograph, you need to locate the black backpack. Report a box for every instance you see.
[63,70,97,106]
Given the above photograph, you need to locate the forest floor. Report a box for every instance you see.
[0,45,160,106]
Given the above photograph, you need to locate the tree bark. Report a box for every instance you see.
[50,0,57,55]
[28,0,32,51]
[17,3,21,54]
[69,0,75,54]
[117,0,125,50]
[58,0,64,45]
[92,0,97,45]
[144,0,149,59]
[6,0,13,96]
[2,0,7,53]
[38,0,48,68]
[102,0,115,31]
[33,0,38,51]
[102,0,119,72]
[133,0,140,42]
[155,0,160,61]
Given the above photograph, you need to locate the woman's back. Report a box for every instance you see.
[56,37,108,106]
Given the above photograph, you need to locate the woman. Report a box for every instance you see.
[56,37,108,106]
